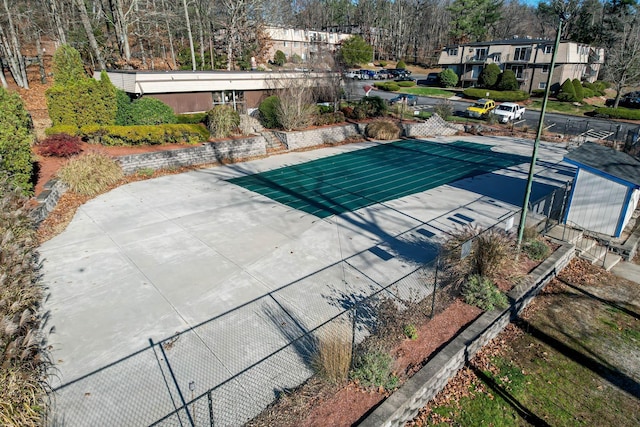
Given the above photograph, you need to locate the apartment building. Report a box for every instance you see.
[264,26,352,65]
[438,37,604,93]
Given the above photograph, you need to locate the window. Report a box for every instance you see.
[538,82,547,89]
[514,47,530,61]
[543,45,553,54]
[541,65,549,73]
[294,42,299,48]
[283,41,287,47]
[448,47,458,56]
[476,47,487,59]
[510,65,524,78]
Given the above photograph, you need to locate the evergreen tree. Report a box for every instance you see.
[339,35,373,67]
[0,88,33,193]
[52,44,87,85]
[558,78,577,101]
[496,70,519,91]
[572,78,584,101]
[478,63,501,88]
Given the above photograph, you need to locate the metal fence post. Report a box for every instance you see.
[431,258,439,318]
[208,390,214,427]
[154,338,195,427]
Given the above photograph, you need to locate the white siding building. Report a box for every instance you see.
[563,142,640,237]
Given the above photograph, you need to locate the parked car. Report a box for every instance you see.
[388,94,418,106]
[387,68,411,78]
[376,69,391,80]
[466,98,496,118]
[394,75,417,83]
[359,69,376,80]
[417,72,440,86]
[344,70,362,80]
[493,102,526,123]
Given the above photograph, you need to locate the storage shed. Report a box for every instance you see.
[563,142,640,237]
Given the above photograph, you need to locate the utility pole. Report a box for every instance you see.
[517,12,569,250]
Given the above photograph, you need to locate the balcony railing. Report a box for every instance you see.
[465,54,488,63]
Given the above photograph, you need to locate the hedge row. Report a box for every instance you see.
[463,88,530,102]
[374,82,401,92]
[593,107,640,120]
[46,124,210,146]
[313,111,346,126]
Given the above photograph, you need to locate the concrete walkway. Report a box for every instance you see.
[611,260,640,285]
[41,136,572,426]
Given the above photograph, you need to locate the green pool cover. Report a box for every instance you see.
[228,140,528,218]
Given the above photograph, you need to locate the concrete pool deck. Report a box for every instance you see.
[41,135,573,425]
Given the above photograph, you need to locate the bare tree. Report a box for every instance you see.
[0,0,28,88]
[604,15,640,108]
[75,0,106,69]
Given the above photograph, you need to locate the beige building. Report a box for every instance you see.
[437,37,604,93]
[264,26,352,65]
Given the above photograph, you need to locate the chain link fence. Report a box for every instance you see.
[46,208,547,427]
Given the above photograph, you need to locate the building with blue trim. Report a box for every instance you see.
[563,142,640,237]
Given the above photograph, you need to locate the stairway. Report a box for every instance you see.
[545,224,622,271]
[261,131,288,154]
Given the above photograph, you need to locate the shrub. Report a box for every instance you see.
[403,324,418,340]
[478,63,501,88]
[80,124,208,146]
[496,70,519,91]
[531,89,546,97]
[312,325,352,384]
[52,44,86,85]
[57,151,124,196]
[581,87,596,98]
[176,112,207,124]
[0,87,33,193]
[359,96,387,118]
[557,78,577,102]
[350,350,398,390]
[572,79,584,102]
[374,82,400,92]
[206,105,240,138]
[45,125,79,136]
[463,275,509,311]
[313,111,345,126]
[433,99,454,120]
[396,80,416,87]
[593,107,640,120]
[439,69,458,87]
[274,50,286,66]
[366,119,401,140]
[0,175,48,426]
[472,228,513,278]
[463,88,529,102]
[114,89,131,126]
[127,97,176,125]
[46,78,117,127]
[379,61,387,67]
[290,53,302,64]
[38,134,82,157]
[523,239,550,261]
[396,60,407,69]
[258,95,280,128]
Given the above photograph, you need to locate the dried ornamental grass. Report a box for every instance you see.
[57,151,124,196]
[313,323,352,384]
[365,119,401,140]
[0,176,48,426]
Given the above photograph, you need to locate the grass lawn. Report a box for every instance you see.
[416,259,640,426]
[401,87,457,98]
[528,99,597,116]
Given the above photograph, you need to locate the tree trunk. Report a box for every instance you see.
[109,0,131,62]
[160,0,176,69]
[194,3,206,70]
[182,0,196,70]
[36,36,46,83]
[2,0,28,88]
[0,61,8,88]
[75,0,106,69]
[74,0,106,69]
[48,0,67,44]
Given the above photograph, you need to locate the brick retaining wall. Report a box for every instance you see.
[31,179,67,225]
[273,123,364,150]
[359,243,575,427]
[116,136,267,175]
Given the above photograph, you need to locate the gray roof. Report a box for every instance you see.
[445,38,552,49]
[564,142,640,186]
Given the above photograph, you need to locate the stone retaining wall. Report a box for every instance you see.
[360,243,575,427]
[403,114,464,138]
[31,179,67,225]
[116,136,267,175]
[273,123,364,150]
